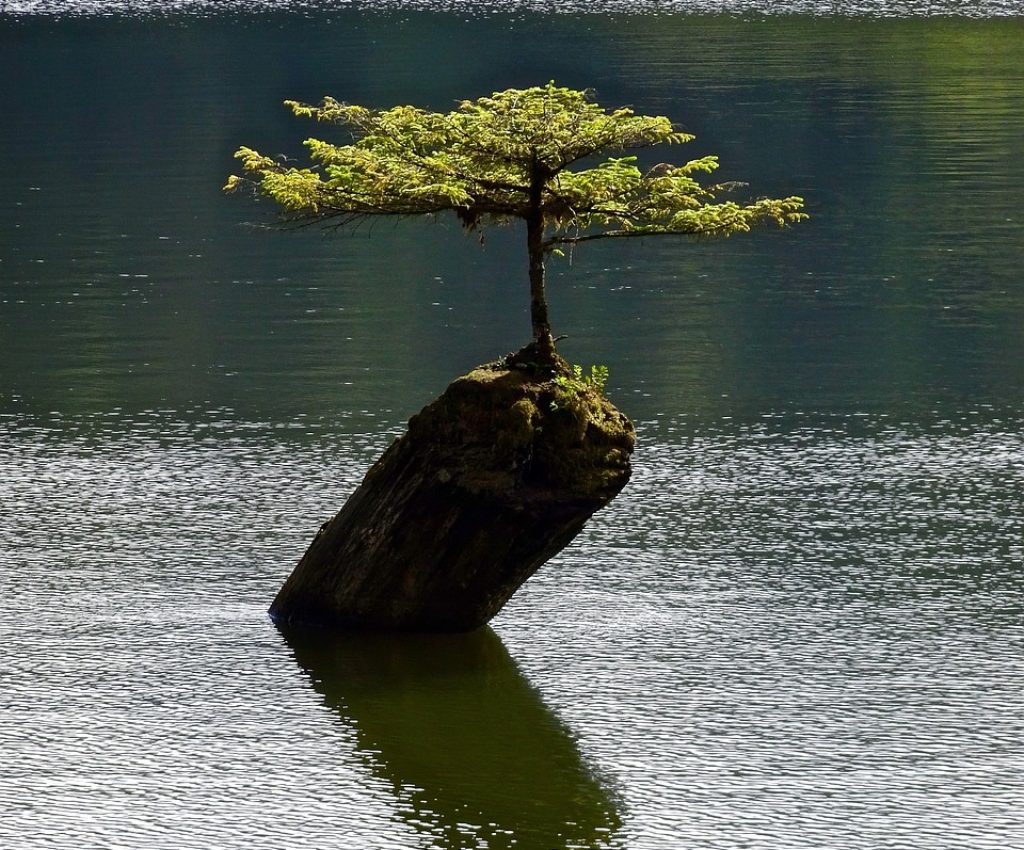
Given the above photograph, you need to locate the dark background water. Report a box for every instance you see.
[1,5,1023,850]
[4,10,1024,426]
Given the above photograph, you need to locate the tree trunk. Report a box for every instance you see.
[269,352,634,632]
[527,210,553,351]
[526,162,554,352]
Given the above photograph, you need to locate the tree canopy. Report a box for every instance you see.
[226,83,807,353]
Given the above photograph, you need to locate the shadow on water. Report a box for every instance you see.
[280,625,623,850]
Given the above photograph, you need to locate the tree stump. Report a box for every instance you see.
[269,347,635,632]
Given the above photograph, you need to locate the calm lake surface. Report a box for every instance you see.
[2,3,1023,848]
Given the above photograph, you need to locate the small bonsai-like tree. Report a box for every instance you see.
[226,82,806,357]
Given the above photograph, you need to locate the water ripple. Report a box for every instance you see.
[1,410,1022,848]
[3,0,1022,18]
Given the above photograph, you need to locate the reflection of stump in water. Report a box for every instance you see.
[282,626,623,850]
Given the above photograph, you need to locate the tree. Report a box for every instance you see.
[233,84,807,631]
[225,82,806,357]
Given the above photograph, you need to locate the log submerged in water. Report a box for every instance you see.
[269,346,634,632]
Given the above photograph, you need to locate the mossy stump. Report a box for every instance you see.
[269,346,635,632]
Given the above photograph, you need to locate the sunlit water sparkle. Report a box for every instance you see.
[3,2,1024,847]
[4,0,1024,17]
[1,410,1021,848]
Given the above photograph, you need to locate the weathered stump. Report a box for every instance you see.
[269,347,634,632]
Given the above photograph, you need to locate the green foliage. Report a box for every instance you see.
[551,364,610,411]
[556,363,609,395]
[227,83,807,346]
[226,82,807,247]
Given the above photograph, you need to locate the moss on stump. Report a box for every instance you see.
[269,345,635,632]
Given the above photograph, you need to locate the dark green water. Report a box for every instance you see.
[1,6,1022,850]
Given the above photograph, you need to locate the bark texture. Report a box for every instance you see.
[269,348,635,632]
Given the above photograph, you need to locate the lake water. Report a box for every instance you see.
[2,4,1023,849]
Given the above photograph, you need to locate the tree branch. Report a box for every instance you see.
[544,222,739,250]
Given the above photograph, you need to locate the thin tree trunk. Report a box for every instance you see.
[527,211,552,350]
[526,163,554,354]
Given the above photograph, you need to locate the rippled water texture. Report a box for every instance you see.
[1,413,1021,848]
[2,3,1024,849]
[4,0,1024,18]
